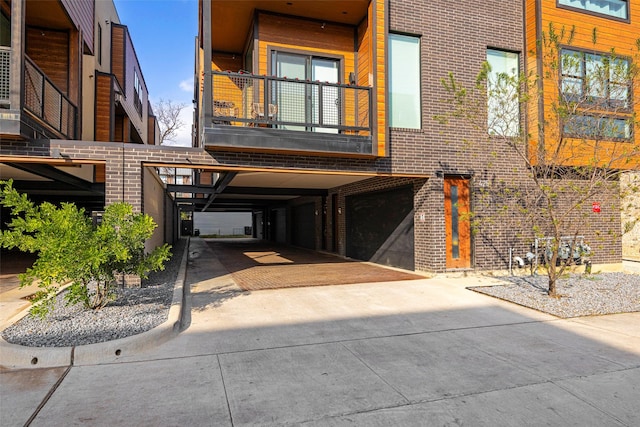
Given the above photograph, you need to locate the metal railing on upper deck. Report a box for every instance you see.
[0,47,10,106]
[24,56,77,139]
[209,71,372,136]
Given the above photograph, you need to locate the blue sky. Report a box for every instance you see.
[113,0,198,145]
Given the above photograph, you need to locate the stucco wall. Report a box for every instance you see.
[143,167,166,253]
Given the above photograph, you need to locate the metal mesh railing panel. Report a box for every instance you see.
[0,48,9,104]
[23,57,76,138]
[210,71,371,135]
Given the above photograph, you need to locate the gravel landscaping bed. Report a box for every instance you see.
[471,272,640,318]
[1,238,187,347]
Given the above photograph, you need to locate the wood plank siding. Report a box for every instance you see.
[25,27,69,94]
[373,0,386,156]
[111,23,150,144]
[61,0,94,53]
[257,13,355,80]
[356,17,371,137]
[95,72,114,141]
[527,0,640,168]
[111,25,125,90]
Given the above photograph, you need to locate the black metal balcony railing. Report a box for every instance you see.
[0,47,9,106]
[210,71,372,135]
[24,56,77,139]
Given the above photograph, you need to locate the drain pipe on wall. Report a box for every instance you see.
[509,248,513,275]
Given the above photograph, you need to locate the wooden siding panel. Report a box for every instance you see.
[95,73,113,141]
[259,13,354,57]
[211,55,242,72]
[61,0,94,52]
[94,164,106,183]
[111,25,125,89]
[111,24,150,144]
[357,10,373,135]
[257,13,355,83]
[528,0,640,167]
[123,29,147,142]
[374,0,386,156]
[357,18,371,86]
[25,27,69,94]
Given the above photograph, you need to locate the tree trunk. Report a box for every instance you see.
[547,276,558,297]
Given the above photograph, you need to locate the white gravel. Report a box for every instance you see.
[472,272,640,318]
[1,238,187,347]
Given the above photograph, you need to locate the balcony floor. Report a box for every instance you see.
[203,125,374,157]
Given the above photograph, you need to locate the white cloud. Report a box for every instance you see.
[179,79,194,93]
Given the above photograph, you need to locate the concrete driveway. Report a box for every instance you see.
[2,238,639,426]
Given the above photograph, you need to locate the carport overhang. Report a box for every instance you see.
[0,156,106,211]
[144,162,431,213]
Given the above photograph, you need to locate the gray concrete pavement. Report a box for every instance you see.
[1,238,639,426]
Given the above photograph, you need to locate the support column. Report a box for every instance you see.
[103,143,142,287]
[9,0,25,109]
[202,0,213,145]
[104,143,142,212]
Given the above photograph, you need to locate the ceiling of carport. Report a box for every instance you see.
[0,162,105,210]
[228,171,371,190]
[171,169,374,212]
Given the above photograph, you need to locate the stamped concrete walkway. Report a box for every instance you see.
[1,238,639,426]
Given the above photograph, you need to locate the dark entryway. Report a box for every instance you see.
[345,186,415,270]
[291,202,316,249]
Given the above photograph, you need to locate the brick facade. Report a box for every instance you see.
[4,0,630,277]
[1,140,217,212]
[202,0,624,273]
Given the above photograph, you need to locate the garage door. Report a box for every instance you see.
[345,186,414,270]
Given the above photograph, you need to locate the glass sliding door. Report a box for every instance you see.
[272,52,307,131]
[272,51,340,132]
[312,58,339,133]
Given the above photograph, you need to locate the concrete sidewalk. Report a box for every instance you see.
[1,238,639,426]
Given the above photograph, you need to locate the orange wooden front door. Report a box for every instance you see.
[444,177,471,269]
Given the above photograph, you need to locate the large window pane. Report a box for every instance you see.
[564,115,632,140]
[558,0,628,19]
[487,49,520,137]
[561,48,630,108]
[585,53,605,99]
[609,58,630,107]
[389,34,420,129]
[0,12,9,47]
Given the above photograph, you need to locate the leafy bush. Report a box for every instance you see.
[0,180,171,317]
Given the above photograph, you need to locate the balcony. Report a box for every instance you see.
[23,56,77,139]
[0,47,9,107]
[202,71,373,156]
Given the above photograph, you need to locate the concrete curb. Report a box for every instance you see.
[0,238,190,370]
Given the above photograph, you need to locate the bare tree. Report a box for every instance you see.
[153,98,187,145]
[438,25,640,297]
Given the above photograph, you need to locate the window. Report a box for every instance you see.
[133,70,142,116]
[561,49,630,108]
[97,24,102,65]
[389,34,420,129]
[486,49,520,137]
[558,0,628,20]
[1,12,10,47]
[563,115,632,140]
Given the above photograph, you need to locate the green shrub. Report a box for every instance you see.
[0,180,171,317]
